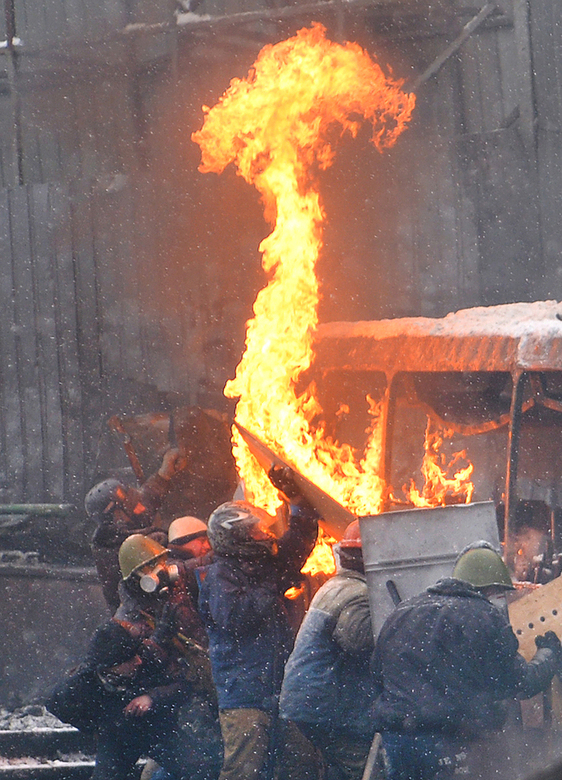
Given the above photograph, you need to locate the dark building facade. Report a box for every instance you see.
[0,0,560,516]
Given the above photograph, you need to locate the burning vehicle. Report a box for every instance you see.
[312,299,562,581]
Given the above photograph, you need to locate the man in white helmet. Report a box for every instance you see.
[135,518,221,780]
[165,515,213,646]
[198,466,321,780]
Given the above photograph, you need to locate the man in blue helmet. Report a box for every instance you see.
[198,466,320,780]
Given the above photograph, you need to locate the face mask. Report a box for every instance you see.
[139,563,179,594]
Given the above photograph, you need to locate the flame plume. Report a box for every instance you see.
[193,24,415,518]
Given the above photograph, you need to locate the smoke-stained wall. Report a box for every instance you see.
[0,0,561,517]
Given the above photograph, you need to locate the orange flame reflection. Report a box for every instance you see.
[193,24,415,522]
[405,420,474,508]
[285,530,337,599]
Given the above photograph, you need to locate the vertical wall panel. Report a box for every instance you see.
[9,186,44,499]
[50,184,85,500]
[69,179,104,487]
[532,0,562,300]
[29,183,64,499]
[0,189,24,499]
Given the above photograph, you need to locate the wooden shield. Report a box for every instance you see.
[508,578,562,661]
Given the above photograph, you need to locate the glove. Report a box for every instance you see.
[268,465,301,500]
[151,603,180,646]
[158,448,188,480]
[268,465,320,521]
[535,630,562,662]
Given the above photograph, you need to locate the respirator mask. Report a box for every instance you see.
[139,562,179,594]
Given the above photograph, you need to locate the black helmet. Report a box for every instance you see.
[85,478,128,518]
[207,500,277,559]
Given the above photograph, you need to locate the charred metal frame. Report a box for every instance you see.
[505,371,525,551]
[313,303,562,563]
[376,368,562,561]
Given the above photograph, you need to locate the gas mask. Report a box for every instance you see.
[139,562,179,594]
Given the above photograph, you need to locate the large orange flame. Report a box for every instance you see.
[193,24,415,518]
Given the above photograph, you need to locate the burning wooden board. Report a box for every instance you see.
[508,578,562,662]
[234,422,355,540]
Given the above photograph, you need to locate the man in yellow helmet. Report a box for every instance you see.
[83,534,220,780]
[372,542,562,780]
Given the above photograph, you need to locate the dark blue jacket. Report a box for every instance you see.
[198,510,317,711]
[372,578,558,737]
[280,568,378,738]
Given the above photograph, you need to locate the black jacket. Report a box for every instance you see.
[372,578,558,738]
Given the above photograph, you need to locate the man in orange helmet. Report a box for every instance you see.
[279,519,379,780]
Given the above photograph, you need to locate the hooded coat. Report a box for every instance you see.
[279,567,378,738]
[372,577,558,738]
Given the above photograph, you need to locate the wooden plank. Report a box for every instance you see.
[0,96,14,189]
[134,178,170,394]
[37,126,62,184]
[70,80,100,179]
[28,183,64,499]
[113,183,145,384]
[513,0,537,150]
[55,85,82,182]
[536,130,562,300]
[457,34,485,136]
[63,0,87,39]
[529,0,558,129]
[495,8,521,123]
[15,0,47,51]
[528,1,561,299]
[0,188,24,499]
[19,99,43,186]
[136,174,182,395]
[49,184,85,502]
[43,0,68,47]
[452,134,481,310]
[90,182,127,403]
[9,185,44,499]
[68,179,104,488]
[473,28,504,131]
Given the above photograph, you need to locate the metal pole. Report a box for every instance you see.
[381,376,396,511]
[504,373,525,561]
[0,504,74,516]
[4,0,23,185]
